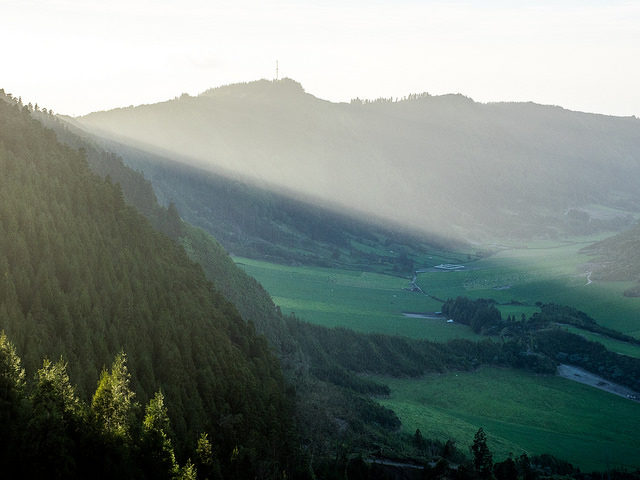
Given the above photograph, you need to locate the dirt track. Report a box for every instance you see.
[557,364,638,400]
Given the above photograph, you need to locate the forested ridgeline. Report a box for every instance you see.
[0,94,294,478]
[77,79,640,242]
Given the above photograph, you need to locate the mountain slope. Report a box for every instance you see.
[582,222,640,296]
[57,122,458,272]
[77,78,640,242]
[0,93,293,476]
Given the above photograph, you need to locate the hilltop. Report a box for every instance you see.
[78,78,640,243]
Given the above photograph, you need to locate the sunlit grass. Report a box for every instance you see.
[376,366,640,472]
[416,239,640,337]
[235,256,481,341]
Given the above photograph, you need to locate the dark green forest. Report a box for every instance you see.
[0,95,294,478]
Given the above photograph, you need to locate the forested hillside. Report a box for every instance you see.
[77,78,640,242]
[0,93,294,478]
[57,120,452,272]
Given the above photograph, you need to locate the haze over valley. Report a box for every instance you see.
[77,79,640,243]
[3,1,640,478]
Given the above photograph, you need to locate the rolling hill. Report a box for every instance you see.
[77,78,640,243]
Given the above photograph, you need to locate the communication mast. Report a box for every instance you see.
[276,60,279,81]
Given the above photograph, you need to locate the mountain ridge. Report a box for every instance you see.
[77,78,640,243]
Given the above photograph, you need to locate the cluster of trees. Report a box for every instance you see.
[286,316,557,384]
[442,297,640,393]
[465,427,582,480]
[441,297,503,334]
[536,330,640,392]
[533,304,640,345]
[1,334,205,479]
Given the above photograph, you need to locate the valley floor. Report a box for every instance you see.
[235,235,640,472]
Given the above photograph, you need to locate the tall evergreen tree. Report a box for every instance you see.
[139,391,178,480]
[92,352,137,440]
[25,358,83,479]
[471,427,493,479]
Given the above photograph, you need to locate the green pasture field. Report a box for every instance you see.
[236,234,640,344]
[234,257,481,341]
[375,366,640,472]
[559,325,640,359]
[415,238,640,338]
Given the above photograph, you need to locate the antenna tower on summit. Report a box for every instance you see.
[276,60,279,80]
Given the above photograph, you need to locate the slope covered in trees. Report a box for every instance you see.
[57,119,453,272]
[77,78,640,242]
[0,94,294,477]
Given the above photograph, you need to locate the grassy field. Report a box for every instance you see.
[235,240,640,472]
[235,257,481,341]
[235,235,640,343]
[559,325,640,359]
[376,366,640,472]
[415,239,640,338]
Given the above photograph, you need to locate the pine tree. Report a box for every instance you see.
[139,391,179,479]
[92,351,137,440]
[471,427,493,479]
[0,332,27,475]
[26,358,82,479]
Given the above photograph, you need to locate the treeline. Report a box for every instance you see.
[536,330,640,392]
[0,94,295,477]
[286,317,556,382]
[442,297,640,393]
[534,303,640,345]
[0,334,204,479]
[350,92,434,105]
[441,297,502,334]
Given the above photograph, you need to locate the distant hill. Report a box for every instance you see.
[77,78,640,242]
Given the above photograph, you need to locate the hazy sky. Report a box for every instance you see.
[2,0,639,117]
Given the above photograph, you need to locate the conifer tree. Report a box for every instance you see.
[92,351,137,440]
[471,427,493,479]
[26,358,82,479]
[140,391,179,479]
[0,332,26,474]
